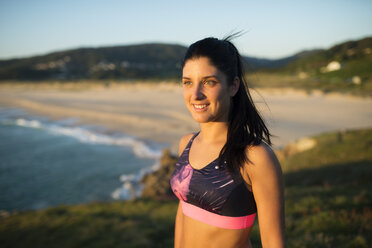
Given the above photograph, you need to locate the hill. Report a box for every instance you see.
[0,39,355,82]
[244,49,323,70]
[0,128,371,248]
[0,44,187,81]
[0,43,287,81]
[267,37,372,83]
[245,37,372,96]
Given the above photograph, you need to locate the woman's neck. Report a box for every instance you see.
[198,122,228,144]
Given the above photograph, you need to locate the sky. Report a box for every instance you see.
[0,0,371,60]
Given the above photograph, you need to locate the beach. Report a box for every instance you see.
[1,82,372,153]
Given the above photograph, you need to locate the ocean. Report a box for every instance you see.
[0,107,166,212]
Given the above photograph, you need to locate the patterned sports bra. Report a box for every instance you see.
[170,132,257,229]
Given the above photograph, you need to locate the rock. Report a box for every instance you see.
[352,76,361,85]
[320,61,341,73]
[298,72,308,79]
[281,137,317,157]
[140,149,178,200]
[0,210,10,218]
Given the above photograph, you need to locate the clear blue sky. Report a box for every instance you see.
[0,0,371,60]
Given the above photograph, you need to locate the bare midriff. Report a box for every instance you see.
[178,211,253,248]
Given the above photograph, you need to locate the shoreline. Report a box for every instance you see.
[0,83,196,154]
[0,109,166,211]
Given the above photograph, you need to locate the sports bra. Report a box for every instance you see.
[170,132,257,229]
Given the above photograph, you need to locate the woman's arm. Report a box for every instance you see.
[244,143,285,248]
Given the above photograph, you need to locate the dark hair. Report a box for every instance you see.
[181,34,272,174]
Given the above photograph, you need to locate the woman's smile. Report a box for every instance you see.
[192,103,209,111]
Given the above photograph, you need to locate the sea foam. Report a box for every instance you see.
[111,160,161,200]
[13,118,162,159]
[1,114,164,201]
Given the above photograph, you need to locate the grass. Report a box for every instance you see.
[246,72,372,97]
[278,128,372,248]
[0,128,371,247]
[0,199,178,248]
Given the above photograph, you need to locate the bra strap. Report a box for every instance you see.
[185,131,200,150]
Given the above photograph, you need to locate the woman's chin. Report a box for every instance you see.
[190,114,215,123]
[191,115,210,123]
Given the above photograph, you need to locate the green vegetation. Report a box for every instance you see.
[252,128,372,247]
[1,128,371,247]
[0,44,186,81]
[274,37,372,78]
[252,37,372,96]
[246,72,372,97]
[0,199,178,248]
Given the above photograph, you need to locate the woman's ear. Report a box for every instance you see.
[230,76,240,97]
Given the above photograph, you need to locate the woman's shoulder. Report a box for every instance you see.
[178,132,196,156]
[243,141,282,179]
[246,141,277,163]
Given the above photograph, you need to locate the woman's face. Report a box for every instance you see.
[182,57,235,123]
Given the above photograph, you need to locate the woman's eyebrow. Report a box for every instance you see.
[182,75,219,80]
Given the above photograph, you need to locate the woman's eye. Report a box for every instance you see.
[183,81,192,86]
[204,80,216,86]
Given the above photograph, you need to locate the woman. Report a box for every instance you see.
[170,36,285,248]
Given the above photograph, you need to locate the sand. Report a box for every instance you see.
[1,82,371,154]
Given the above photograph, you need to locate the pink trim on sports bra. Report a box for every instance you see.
[181,200,256,229]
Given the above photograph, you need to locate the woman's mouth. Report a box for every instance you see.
[193,104,209,112]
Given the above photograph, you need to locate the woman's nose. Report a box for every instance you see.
[191,83,205,100]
